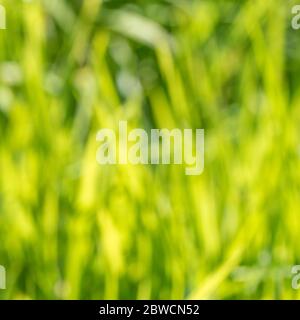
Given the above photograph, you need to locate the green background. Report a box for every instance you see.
[0,0,300,299]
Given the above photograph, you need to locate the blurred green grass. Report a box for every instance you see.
[0,0,300,299]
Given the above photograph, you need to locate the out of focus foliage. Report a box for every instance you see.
[0,0,300,299]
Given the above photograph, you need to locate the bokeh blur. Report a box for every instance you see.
[0,0,300,299]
